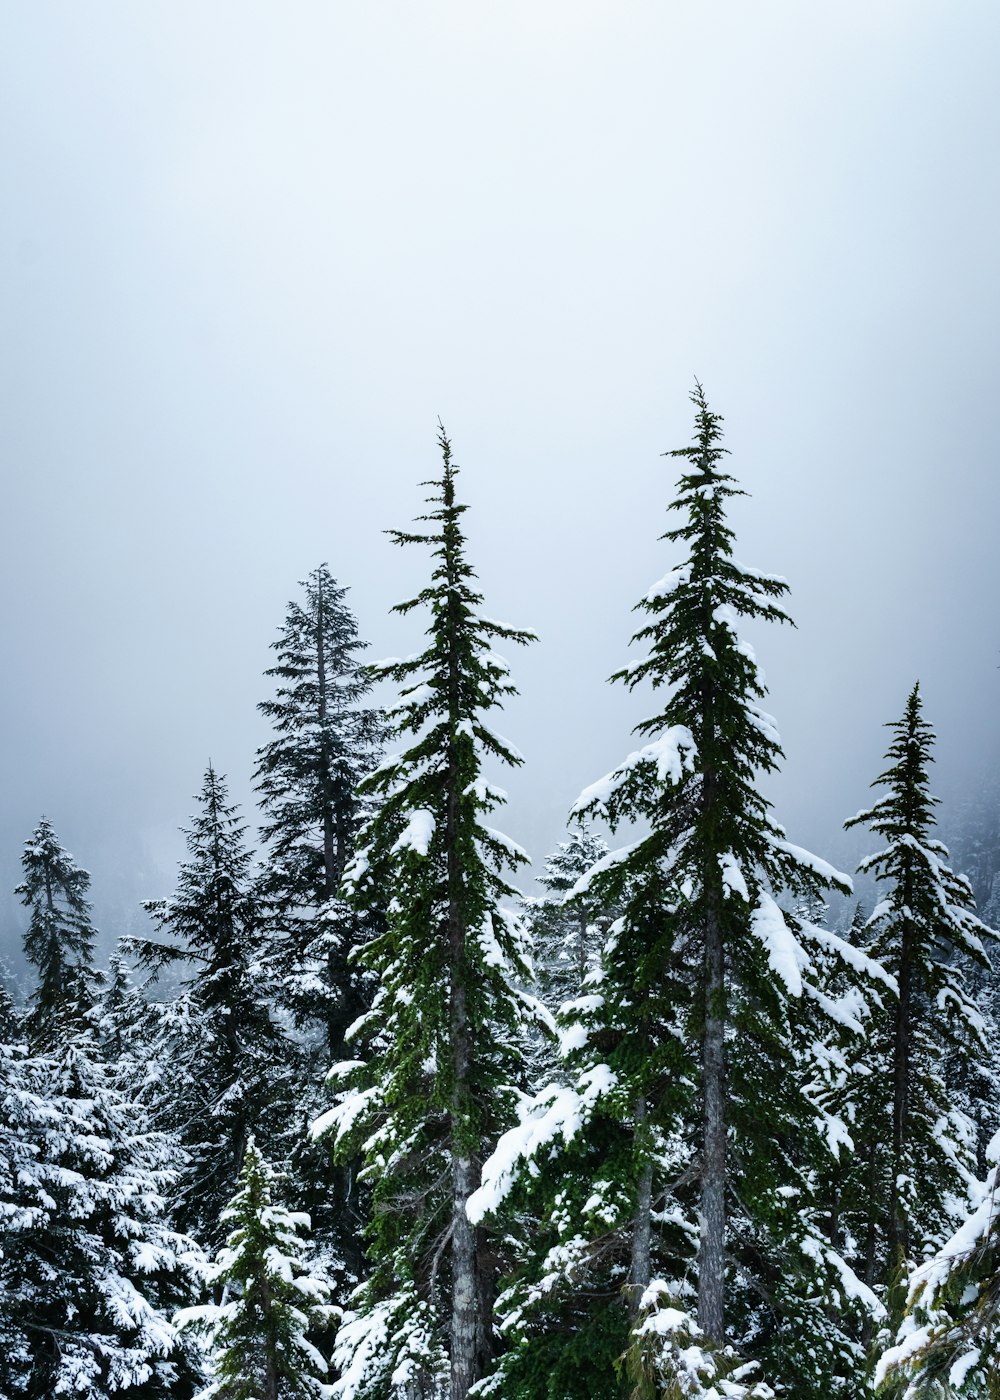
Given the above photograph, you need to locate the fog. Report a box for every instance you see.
[2,1,999,967]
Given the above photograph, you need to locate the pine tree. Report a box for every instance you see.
[255,568,385,1285]
[177,1139,337,1400]
[0,1037,202,1398]
[255,564,384,1055]
[845,686,995,1300]
[97,949,165,1087]
[526,823,612,1013]
[126,766,292,1246]
[16,817,100,1047]
[472,386,889,1398]
[312,426,540,1400]
[0,1036,42,1391]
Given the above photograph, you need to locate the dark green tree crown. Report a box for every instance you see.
[16,817,99,1047]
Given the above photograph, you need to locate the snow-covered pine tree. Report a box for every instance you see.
[845,685,995,1303]
[471,385,890,1399]
[525,823,612,1014]
[177,1138,337,1400]
[255,564,384,1056]
[0,977,21,1040]
[0,1035,42,1391]
[0,1037,202,1398]
[874,1125,1000,1399]
[255,567,385,1285]
[312,426,540,1400]
[16,817,100,1048]
[99,951,155,1061]
[125,766,292,1246]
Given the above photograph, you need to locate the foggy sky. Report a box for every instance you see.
[2,1,999,967]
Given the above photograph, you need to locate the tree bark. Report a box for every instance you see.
[889,918,912,1269]
[443,528,483,1400]
[451,1146,479,1400]
[698,898,727,1343]
[315,592,338,901]
[628,1095,653,1317]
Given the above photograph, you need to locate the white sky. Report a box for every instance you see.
[2,1,999,951]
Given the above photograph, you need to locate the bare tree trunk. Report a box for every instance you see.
[698,900,726,1343]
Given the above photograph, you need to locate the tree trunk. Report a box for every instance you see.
[628,1095,653,1317]
[448,867,482,1397]
[444,549,483,1400]
[861,1136,879,1343]
[451,1147,479,1400]
[315,596,338,901]
[260,1277,279,1400]
[698,900,726,1343]
[889,923,912,1269]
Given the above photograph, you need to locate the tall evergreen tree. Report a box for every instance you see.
[472,386,889,1398]
[313,426,540,1400]
[126,766,292,1246]
[255,564,384,1056]
[255,569,384,1281]
[177,1139,337,1400]
[16,818,100,1047]
[845,686,994,1299]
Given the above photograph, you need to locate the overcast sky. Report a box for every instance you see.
[2,1,999,964]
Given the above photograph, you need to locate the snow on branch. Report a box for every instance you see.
[468,1066,617,1225]
[751,892,810,998]
[571,726,696,815]
[769,836,852,892]
[391,809,435,858]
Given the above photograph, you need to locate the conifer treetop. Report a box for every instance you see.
[847,682,993,1033]
[17,816,100,1046]
[344,422,537,903]
[573,383,855,989]
[254,561,384,935]
[128,764,257,983]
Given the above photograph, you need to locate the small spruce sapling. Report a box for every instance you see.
[178,1138,337,1400]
